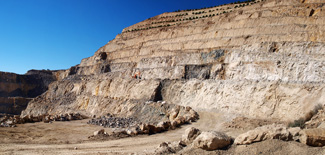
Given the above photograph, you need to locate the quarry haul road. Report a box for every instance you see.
[1,111,324,155]
[0,111,225,155]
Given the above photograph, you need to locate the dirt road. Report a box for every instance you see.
[1,111,324,155]
[0,111,225,154]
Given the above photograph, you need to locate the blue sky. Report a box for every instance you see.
[0,0,239,74]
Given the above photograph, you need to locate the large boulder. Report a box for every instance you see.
[299,128,325,147]
[234,124,300,145]
[288,127,301,141]
[139,123,150,134]
[193,131,233,151]
[157,121,171,131]
[182,127,201,145]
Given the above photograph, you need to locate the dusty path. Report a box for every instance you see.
[1,111,324,155]
[0,111,226,155]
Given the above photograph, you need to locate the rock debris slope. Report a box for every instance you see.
[22,0,325,122]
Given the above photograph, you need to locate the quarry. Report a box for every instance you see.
[1,0,325,154]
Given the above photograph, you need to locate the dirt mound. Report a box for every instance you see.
[178,139,325,155]
[224,117,284,130]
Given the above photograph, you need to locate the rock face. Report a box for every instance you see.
[20,0,325,122]
[0,70,59,115]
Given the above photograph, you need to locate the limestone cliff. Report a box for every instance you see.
[0,70,58,114]
[22,0,325,121]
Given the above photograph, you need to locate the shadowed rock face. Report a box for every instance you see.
[0,70,58,115]
[22,0,325,121]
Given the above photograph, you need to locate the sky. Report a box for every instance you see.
[0,0,239,74]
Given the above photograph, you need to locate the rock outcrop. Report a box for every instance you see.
[234,124,301,145]
[0,70,59,115]
[20,0,325,123]
[300,128,325,147]
[234,123,325,147]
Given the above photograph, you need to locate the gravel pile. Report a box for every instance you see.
[87,114,139,128]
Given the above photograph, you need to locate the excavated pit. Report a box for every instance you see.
[2,0,325,153]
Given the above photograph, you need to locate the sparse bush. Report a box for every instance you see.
[288,118,305,128]
[305,104,323,121]
[288,104,323,129]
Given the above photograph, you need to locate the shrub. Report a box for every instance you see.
[288,118,305,128]
[288,104,323,129]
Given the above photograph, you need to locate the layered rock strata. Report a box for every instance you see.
[23,0,325,121]
[0,70,59,115]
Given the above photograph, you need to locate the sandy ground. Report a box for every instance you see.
[0,111,324,155]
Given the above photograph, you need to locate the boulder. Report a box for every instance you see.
[299,128,325,147]
[147,124,161,134]
[169,141,186,151]
[139,123,150,134]
[174,116,186,125]
[157,121,171,130]
[169,106,180,121]
[126,127,139,136]
[154,142,175,154]
[94,129,105,136]
[189,109,199,119]
[269,125,291,141]
[154,141,185,154]
[43,115,51,123]
[288,127,301,141]
[32,116,39,122]
[112,128,127,135]
[6,120,13,125]
[169,109,179,121]
[234,124,295,145]
[182,127,201,145]
[193,131,232,151]
[67,114,74,121]
[170,120,179,130]
[183,114,194,123]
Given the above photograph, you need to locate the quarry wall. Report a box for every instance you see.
[22,0,325,121]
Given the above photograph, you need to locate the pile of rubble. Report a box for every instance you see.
[87,114,139,128]
[234,124,325,147]
[155,123,325,154]
[0,113,86,127]
[154,127,233,154]
[89,106,200,140]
